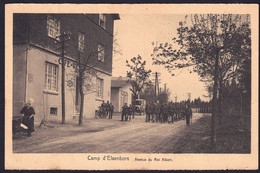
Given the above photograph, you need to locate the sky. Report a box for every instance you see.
[112,14,210,102]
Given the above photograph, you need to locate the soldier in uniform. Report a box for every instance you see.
[121,103,128,121]
[164,103,169,123]
[155,104,159,123]
[145,103,151,122]
[168,103,174,123]
[101,101,106,118]
[109,102,114,119]
[127,104,132,121]
[160,103,165,123]
[151,103,156,123]
[185,104,192,126]
[105,101,110,118]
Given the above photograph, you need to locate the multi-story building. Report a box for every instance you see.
[13,13,120,121]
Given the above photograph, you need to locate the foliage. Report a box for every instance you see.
[140,84,156,104]
[152,14,250,80]
[158,89,171,104]
[126,55,152,98]
[126,55,152,116]
[151,14,251,146]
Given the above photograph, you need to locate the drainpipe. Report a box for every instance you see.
[24,14,30,104]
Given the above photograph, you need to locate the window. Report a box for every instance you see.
[47,15,61,40]
[50,107,57,116]
[96,77,103,98]
[121,91,128,105]
[98,44,105,62]
[78,32,85,52]
[99,14,106,29]
[45,62,58,91]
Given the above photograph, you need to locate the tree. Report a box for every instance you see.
[126,55,152,118]
[140,84,171,105]
[158,89,171,104]
[67,35,115,126]
[152,14,251,147]
[140,84,156,104]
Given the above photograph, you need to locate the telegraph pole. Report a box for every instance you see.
[187,93,191,101]
[61,34,65,124]
[153,72,160,103]
[56,32,71,124]
[155,72,158,101]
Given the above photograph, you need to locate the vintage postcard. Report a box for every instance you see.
[5,4,259,170]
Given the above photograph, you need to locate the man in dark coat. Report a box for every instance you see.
[127,104,132,121]
[185,104,192,127]
[20,100,36,136]
[145,103,151,122]
[121,103,128,121]
[109,102,114,119]
[105,101,110,118]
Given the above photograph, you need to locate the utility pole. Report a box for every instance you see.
[153,72,160,103]
[164,83,167,92]
[175,95,178,103]
[56,32,71,124]
[187,93,191,101]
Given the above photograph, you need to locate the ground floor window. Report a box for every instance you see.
[121,91,128,106]
[44,62,58,91]
[50,107,57,116]
[96,77,103,98]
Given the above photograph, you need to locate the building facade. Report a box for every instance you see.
[13,13,120,121]
[111,76,132,112]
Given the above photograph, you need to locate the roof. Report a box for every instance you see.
[112,14,120,20]
[111,76,129,88]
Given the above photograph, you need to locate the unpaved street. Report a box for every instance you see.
[13,113,204,153]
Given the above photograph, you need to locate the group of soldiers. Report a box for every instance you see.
[145,102,193,126]
[97,101,114,119]
[121,103,134,121]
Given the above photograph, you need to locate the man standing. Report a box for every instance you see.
[121,103,128,121]
[109,102,114,119]
[127,104,132,121]
[145,103,151,122]
[20,99,35,137]
[185,104,192,127]
[105,101,110,118]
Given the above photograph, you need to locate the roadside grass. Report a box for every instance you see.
[171,114,251,153]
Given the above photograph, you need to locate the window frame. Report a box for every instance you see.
[96,77,104,99]
[97,44,105,62]
[78,32,85,52]
[50,107,58,116]
[46,15,61,40]
[44,62,59,92]
[99,14,106,29]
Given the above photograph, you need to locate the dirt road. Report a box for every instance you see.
[13,113,204,153]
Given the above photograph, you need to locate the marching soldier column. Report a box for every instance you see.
[145,101,193,126]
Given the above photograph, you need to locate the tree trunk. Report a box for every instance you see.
[78,77,84,126]
[211,51,219,148]
[132,96,136,119]
[218,82,223,125]
[79,91,84,126]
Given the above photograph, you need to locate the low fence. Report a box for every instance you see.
[191,107,212,113]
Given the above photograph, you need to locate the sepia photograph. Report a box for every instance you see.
[5,4,258,170]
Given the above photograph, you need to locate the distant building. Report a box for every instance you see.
[111,76,132,112]
[13,13,120,121]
